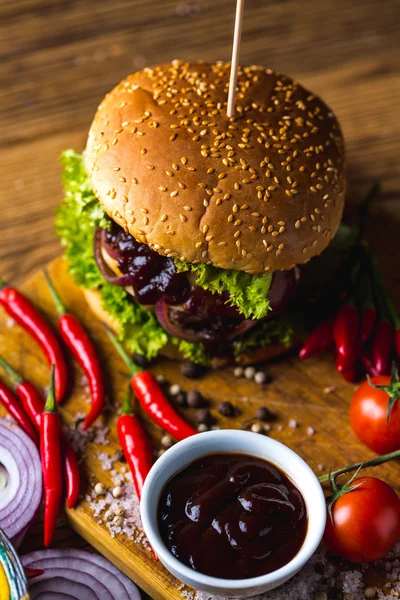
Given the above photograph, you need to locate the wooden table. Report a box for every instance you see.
[2,0,400,596]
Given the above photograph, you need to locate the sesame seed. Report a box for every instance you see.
[170,191,178,197]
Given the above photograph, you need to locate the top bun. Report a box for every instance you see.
[85,61,345,273]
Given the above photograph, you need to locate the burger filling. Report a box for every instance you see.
[94,221,297,345]
[56,150,296,363]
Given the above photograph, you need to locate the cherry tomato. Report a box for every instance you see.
[350,375,400,454]
[324,477,400,562]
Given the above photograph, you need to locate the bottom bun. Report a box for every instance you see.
[83,288,298,367]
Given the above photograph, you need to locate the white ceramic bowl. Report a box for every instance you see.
[141,430,326,598]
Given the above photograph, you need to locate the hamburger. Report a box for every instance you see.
[56,60,345,366]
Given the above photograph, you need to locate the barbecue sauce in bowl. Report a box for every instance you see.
[158,454,308,580]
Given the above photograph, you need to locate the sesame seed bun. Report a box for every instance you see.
[85,61,345,274]
[83,287,298,366]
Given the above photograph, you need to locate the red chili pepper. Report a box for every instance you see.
[360,354,380,378]
[131,372,197,440]
[117,389,153,499]
[63,439,80,509]
[385,296,400,361]
[117,389,157,559]
[0,381,37,442]
[336,354,360,383]
[44,271,105,430]
[371,319,393,376]
[360,307,376,344]
[24,567,44,579]
[40,365,63,547]
[299,319,333,359]
[0,282,67,403]
[396,329,400,360]
[333,302,360,369]
[0,357,80,509]
[105,326,197,441]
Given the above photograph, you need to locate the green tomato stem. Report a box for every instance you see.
[318,448,400,484]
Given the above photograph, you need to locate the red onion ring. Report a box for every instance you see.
[0,419,42,548]
[155,298,259,343]
[94,228,136,287]
[22,549,141,600]
[99,228,124,261]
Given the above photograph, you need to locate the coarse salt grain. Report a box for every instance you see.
[288,419,298,429]
[307,426,315,436]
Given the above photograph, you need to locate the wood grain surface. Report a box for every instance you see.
[1,0,400,598]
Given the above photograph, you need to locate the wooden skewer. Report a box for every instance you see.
[227,0,245,118]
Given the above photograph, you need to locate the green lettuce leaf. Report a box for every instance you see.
[171,339,210,365]
[233,316,295,357]
[174,260,272,320]
[56,150,169,359]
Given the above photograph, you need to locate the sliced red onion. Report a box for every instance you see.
[22,549,141,600]
[0,419,42,547]
[29,570,110,600]
[99,227,124,261]
[30,579,98,600]
[38,594,75,599]
[155,298,259,343]
[94,228,136,287]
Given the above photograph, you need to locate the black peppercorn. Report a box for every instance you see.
[196,408,212,426]
[180,361,207,379]
[217,401,235,417]
[133,353,150,367]
[174,391,188,407]
[256,406,273,422]
[187,390,208,408]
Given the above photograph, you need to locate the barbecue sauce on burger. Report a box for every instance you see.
[158,453,308,579]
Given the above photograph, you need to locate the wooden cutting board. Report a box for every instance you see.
[1,256,400,599]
